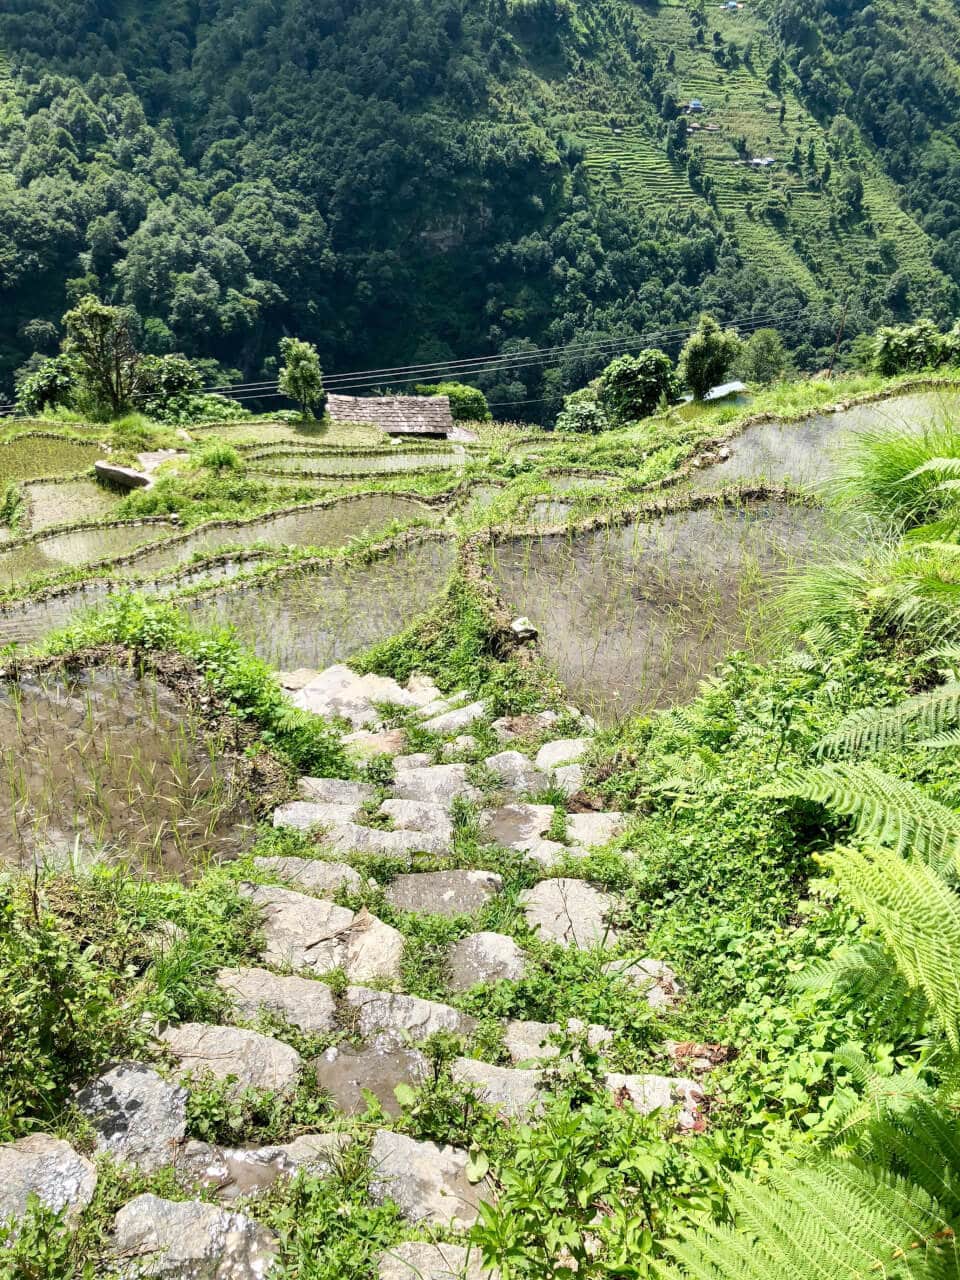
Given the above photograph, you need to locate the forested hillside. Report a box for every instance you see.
[1,0,959,416]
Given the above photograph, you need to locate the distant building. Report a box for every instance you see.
[688,98,705,113]
[326,393,453,439]
[750,156,776,167]
[703,379,748,402]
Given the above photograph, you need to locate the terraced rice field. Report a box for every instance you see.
[0,436,102,484]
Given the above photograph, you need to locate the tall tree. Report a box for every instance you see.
[278,337,325,420]
[678,314,742,399]
[62,296,142,418]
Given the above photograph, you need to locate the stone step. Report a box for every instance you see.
[481,802,554,849]
[368,1130,493,1228]
[503,1019,611,1064]
[384,870,502,919]
[76,1063,187,1174]
[113,1195,279,1276]
[451,1058,543,1117]
[421,700,488,734]
[604,957,682,1009]
[239,884,404,983]
[0,1135,97,1228]
[534,737,591,770]
[273,800,363,831]
[520,878,619,949]
[484,750,549,798]
[177,1133,348,1201]
[216,966,338,1033]
[297,777,375,806]
[160,1023,302,1097]
[314,1043,429,1115]
[378,798,454,843]
[321,821,451,858]
[446,931,527,991]
[392,763,482,808]
[253,855,365,895]
[343,985,476,1047]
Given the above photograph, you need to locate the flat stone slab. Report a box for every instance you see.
[404,675,442,707]
[451,1059,542,1117]
[484,751,549,799]
[160,1023,302,1097]
[291,664,417,728]
[535,738,591,770]
[241,884,404,982]
[481,803,554,850]
[378,1241,495,1280]
[446,932,527,991]
[421,700,487,734]
[216,967,338,1034]
[520,878,618,949]
[604,957,682,1009]
[392,764,482,808]
[566,812,626,849]
[94,459,151,489]
[178,1134,348,1201]
[343,728,408,759]
[273,800,362,831]
[504,1019,611,1064]
[113,1194,279,1277]
[385,870,502,919]
[368,1131,489,1228]
[491,712,559,742]
[322,821,450,858]
[378,798,454,843]
[253,855,363,896]
[604,1072,704,1131]
[76,1062,187,1173]
[297,777,374,806]
[0,1135,97,1227]
[314,1044,429,1115]
[344,986,475,1048]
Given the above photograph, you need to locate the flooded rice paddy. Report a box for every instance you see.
[25,479,121,530]
[0,436,101,484]
[694,390,960,491]
[485,500,847,721]
[0,667,254,875]
[0,523,175,587]
[184,537,457,669]
[249,449,466,477]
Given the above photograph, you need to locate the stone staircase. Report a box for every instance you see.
[0,663,708,1279]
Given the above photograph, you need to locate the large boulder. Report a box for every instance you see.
[76,1062,187,1173]
[0,1135,96,1228]
[112,1194,279,1278]
[314,1044,429,1116]
[343,986,475,1048]
[520,879,618,949]
[159,1024,302,1097]
[368,1131,491,1228]
[216,967,338,1034]
[252,856,363,896]
[240,884,404,983]
[446,932,527,992]
[384,870,501,919]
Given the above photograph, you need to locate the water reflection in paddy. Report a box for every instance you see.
[485,501,848,721]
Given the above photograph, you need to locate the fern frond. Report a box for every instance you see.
[774,763,960,874]
[903,458,960,483]
[792,940,927,1035]
[921,730,960,751]
[828,844,960,1052]
[817,684,960,758]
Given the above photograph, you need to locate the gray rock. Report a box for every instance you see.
[442,735,478,760]
[178,1135,348,1202]
[253,856,362,896]
[159,1024,302,1097]
[240,884,404,982]
[421,701,487,735]
[368,1131,489,1228]
[94,460,151,489]
[76,1062,187,1173]
[483,751,549,799]
[272,800,361,831]
[490,712,558,743]
[112,1194,279,1278]
[297,777,374,806]
[603,957,682,1009]
[451,1059,542,1117]
[392,764,482,808]
[291,664,416,729]
[385,870,501,919]
[378,798,454,843]
[392,752,433,770]
[534,738,590,771]
[404,675,442,707]
[446,932,527,991]
[519,839,570,869]
[503,1018,612,1065]
[378,1241,495,1280]
[481,803,554,850]
[565,812,626,849]
[314,1044,429,1116]
[604,1073,704,1131]
[553,764,585,798]
[509,616,538,641]
[322,821,450,858]
[216,967,338,1034]
[278,668,318,692]
[520,878,618,949]
[0,1135,96,1228]
[343,986,475,1048]
[343,728,408,759]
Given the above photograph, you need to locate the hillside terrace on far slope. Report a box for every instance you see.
[327,394,453,439]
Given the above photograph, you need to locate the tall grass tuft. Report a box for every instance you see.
[825,418,960,528]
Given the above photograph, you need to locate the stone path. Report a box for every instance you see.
[1,662,711,1277]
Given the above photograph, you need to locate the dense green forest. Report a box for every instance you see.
[2,0,960,417]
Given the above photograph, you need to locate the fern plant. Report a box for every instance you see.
[816,684,960,758]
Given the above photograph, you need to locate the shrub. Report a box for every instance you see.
[739,327,787,384]
[15,354,81,416]
[198,440,243,471]
[872,319,945,376]
[596,349,678,424]
[678,313,742,399]
[555,386,610,434]
[415,381,491,421]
